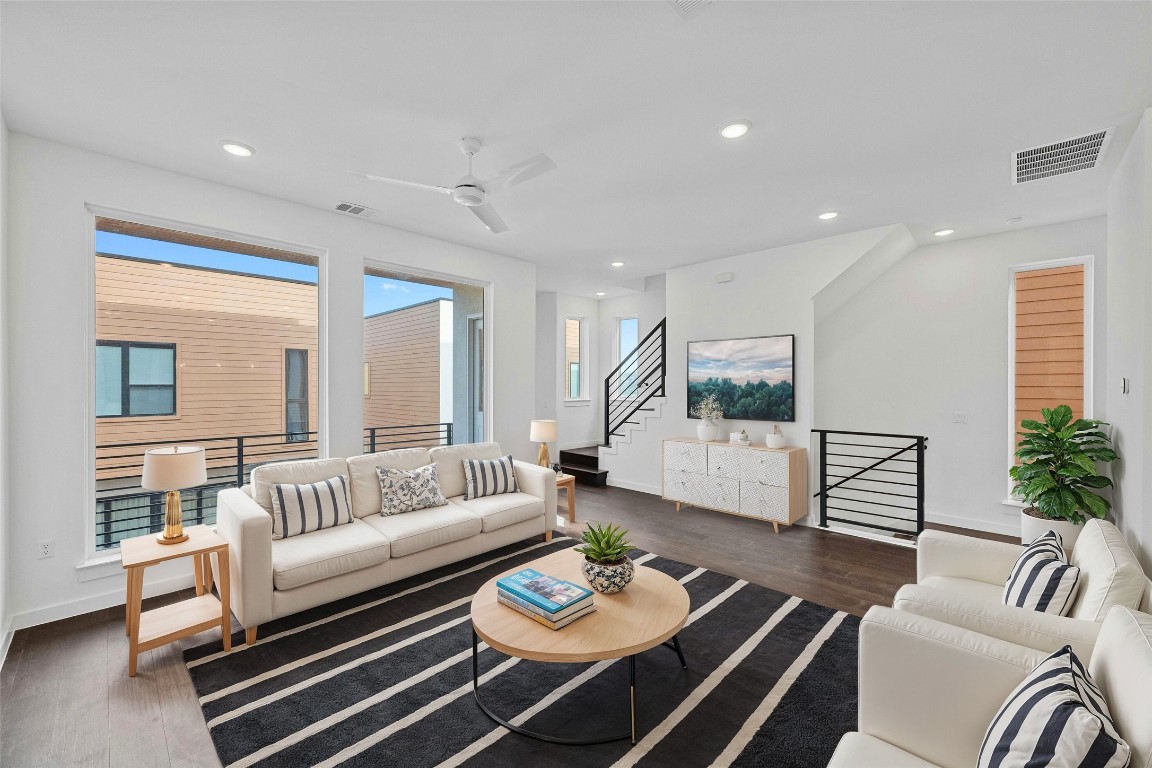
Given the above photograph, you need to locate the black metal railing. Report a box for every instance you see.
[811,429,928,538]
[604,318,666,446]
[95,422,453,549]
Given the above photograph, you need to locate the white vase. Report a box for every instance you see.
[1019,508,1086,552]
[697,420,717,442]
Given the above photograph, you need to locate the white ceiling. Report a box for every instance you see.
[2,1,1150,298]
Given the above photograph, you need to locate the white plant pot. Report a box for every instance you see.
[764,433,786,449]
[1020,508,1086,552]
[697,421,718,442]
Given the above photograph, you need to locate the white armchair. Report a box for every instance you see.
[892,519,1151,660]
[828,605,1152,768]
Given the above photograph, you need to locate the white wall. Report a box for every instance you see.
[1,113,11,658]
[5,133,538,629]
[816,217,1107,535]
[601,226,896,498]
[1106,107,1152,571]
[598,273,667,391]
[538,293,600,449]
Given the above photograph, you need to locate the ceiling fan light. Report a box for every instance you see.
[453,185,487,207]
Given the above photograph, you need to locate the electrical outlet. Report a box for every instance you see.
[38,539,55,559]
[952,411,968,424]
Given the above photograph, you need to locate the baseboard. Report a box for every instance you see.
[1,618,13,670]
[926,512,1020,538]
[605,477,661,495]
[8,573,196,633]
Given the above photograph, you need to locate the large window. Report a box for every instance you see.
[96,341,176,417]
[565,317,586,399]
[285,348,309,442]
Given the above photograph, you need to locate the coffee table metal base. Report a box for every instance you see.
[471,629,687,746]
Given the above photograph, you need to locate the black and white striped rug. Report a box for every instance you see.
[185,536,859,767]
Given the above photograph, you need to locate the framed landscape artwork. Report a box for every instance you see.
[687,334,795,421]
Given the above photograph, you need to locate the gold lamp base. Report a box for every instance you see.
[536,442,551,468]
[156,489,188,545]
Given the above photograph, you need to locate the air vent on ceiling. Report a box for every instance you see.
[334,200,378,218]
[1013,128,1114,184]
[666,0,713,21]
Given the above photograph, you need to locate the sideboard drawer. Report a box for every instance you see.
[663,440,707,473]
[740,481,788,521]
[709,447,788,486]
[664,471,739,513]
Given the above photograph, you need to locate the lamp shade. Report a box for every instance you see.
[141,446,207,491]
[529,419,558,442]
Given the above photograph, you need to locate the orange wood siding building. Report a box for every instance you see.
[363,300,448,442]
[1014,264,1086,427]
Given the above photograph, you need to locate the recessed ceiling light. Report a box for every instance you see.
[818,211,839,220]
[1006,216,1024,225]
[719,121,751,139]
[610,261,625,268]
[220,140,254,157]
[934,229,955,237]
[596,292,606,297]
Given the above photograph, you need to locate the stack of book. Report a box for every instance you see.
[496,568,596,630]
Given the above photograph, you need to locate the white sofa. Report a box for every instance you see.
[217,442,557,643]
[892,519,1152,661]
[828,605,1152,768]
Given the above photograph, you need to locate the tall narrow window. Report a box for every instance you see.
[96,341,176,417]
[617,317,639,397]
[565,317,585,399]
[285,349,309,442]
[1010,258,1092,474]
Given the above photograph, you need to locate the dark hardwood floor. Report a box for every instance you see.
[0,485,1013,767]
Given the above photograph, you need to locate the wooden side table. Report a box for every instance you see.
[120,524,231,677]
[556,473,576,523]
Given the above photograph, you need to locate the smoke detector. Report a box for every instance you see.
[1013,128,1114,184]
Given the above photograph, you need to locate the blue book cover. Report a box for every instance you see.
[495,568,594,614]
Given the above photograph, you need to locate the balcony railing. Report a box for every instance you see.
[95,423,453,550]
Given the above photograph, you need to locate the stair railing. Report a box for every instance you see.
[811,429,928,538]
[604,318,666,446]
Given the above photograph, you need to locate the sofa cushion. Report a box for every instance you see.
[361,503,482,558]
[828,733,938,768]
[251,457,349,515]
[270,520,391,591]
[428,442,503,498]
[921,576,1006,604]
[1069,519,1147,622]
[450,492,544,533]
[978,645,1129,768]
[463,455,519,500]
[346,448,433,518]
[1089,607,1152,768]
[269,475,355,540]
[377,464,448,516]
[1003,531,1080,615]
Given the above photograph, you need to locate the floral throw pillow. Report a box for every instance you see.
[376,463,449,516]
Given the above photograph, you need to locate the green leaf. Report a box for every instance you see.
[1049,405,1074,430]
[1073,490,1110,519]
[1071,454,1098,474]
[1018,419,1046,432]
[1078,475,1113,489]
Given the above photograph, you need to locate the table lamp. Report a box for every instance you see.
[529,419,558,468]
[142,446,207,545]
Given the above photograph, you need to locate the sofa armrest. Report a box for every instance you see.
[917,529,1023,585]
[513,460,558,520]
[858,606,1046,768]
[893,583,1102,661]
[216,487,274,629]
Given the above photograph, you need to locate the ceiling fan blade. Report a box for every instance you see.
[482,153,556,193]
[363,174,453,195]
[469,203,509,234]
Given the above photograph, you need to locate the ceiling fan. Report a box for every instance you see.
[362,138,555,234]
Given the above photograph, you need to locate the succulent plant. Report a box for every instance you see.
[574,522,633,565]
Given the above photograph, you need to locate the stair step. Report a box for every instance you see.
[561,464,608,487]
[558,447,600,470]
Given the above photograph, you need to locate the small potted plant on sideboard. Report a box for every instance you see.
[575,522,635,594]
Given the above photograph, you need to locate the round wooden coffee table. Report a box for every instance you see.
[470,548,690,745]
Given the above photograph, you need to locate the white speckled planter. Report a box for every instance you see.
[581,556,635,594]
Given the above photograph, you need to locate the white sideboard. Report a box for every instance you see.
[661,438,808,532]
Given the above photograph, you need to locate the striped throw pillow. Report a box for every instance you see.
[1003,530,1081,615]
[269,475,355,539]
[462,455,519,500]
[978,645,1130,768]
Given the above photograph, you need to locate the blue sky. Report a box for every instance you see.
[96,231,451,316]
[688,336,793,384]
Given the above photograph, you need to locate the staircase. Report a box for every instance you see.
[558,446,608,487]
[603,318,667,449]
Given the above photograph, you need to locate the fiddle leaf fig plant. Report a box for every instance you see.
[1009,404,1117,524]
[574,522,633,565]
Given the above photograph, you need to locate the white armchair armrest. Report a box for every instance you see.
[216,487,274,630]
[512,460,558,521]
[917,529,1023,585]
[893,583,1102,661]
[858,606,1046,768]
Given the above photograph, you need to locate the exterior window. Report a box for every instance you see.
[96,341,176,417]
[1009,258,1092,476]
[565,317,585,399]
[285,348,309,442]
[617,317,639,397]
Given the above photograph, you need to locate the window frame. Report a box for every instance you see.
[1005,255,1094,501]
[564,316,588,402]
[95,340,178,418]
[615,315,640,400]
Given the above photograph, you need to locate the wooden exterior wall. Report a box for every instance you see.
[363,300,443,435]
[95,255,319,475]
[1014,264,1085,427]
